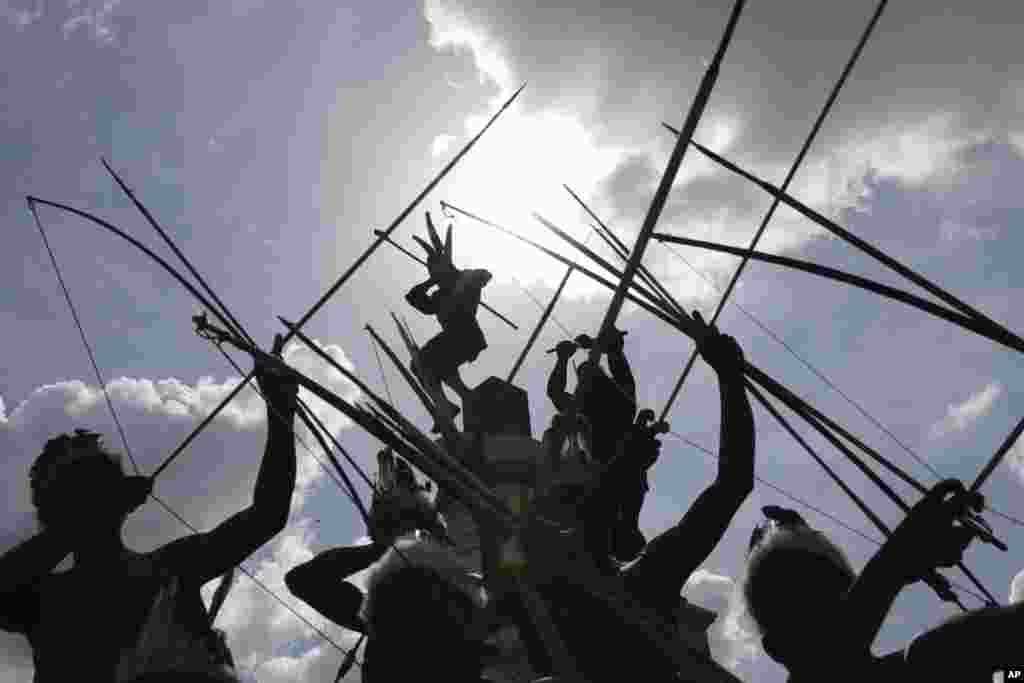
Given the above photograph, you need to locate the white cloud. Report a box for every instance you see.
[1009,568,1024,604]
[62,0,122,44]
[229,0,268,16]
[1006,436,1024,486]
[1010,131,1024,157]
[684,568,763,673]
[431,133,456,157]
[424,0,513,92]
[2,0,42,28]
[929,381,1002,439]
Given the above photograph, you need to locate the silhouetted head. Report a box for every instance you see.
[361,536,489,682]
[370,451,448,544]
[744,507,856,670]
[429,263,459,293]
[30,429,128,533]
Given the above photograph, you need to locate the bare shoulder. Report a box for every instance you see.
[144,534,207,582]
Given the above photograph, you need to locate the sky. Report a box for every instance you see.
[2,0,1024,681]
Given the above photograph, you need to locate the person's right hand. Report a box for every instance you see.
[555,340,578,360]
[885,479,982,584]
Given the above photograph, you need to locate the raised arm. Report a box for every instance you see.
[547,341,577,414]
[836,480,981,659]
[625,316,754,592]
[159,341,299,586]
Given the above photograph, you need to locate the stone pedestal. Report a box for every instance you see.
[463,376,532,437]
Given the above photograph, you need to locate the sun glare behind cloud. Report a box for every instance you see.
[438,107,625,293]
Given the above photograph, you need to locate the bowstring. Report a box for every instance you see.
[29,200,140,475]
[28,201,365,669]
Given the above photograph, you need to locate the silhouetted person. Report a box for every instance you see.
[527,313,754,682]
[546,327,644,560]
[406,212,492,429]
[359,535,493,683]
[0,343,298,683]
[285,449,449,636]
[288,448,501,681]
[744,480,1015,682]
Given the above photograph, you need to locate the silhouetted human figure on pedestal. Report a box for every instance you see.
[405,212,493,431]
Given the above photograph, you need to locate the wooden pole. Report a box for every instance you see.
[584,0,747,372]
[507,264,574,384]
[658,0,890,421]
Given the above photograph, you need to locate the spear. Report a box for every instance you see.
[507,262,574,384]
[673,134,1024,351]
[563,184,687,318]
[532,212,675,316]
[371,229,519,330]
[585,0,747,371]
[658,0,891,423]
[970,414,1024,493]
[650,233,1024,355]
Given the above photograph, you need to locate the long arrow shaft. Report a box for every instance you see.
[564,184,686,318]
[587,0,746,368]
[507,264,574,384]
[659,0,890,421]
